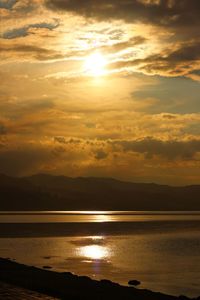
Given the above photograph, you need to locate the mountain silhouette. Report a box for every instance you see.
[0,174,200,211]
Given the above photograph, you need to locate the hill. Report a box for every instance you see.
[0,174,200,211]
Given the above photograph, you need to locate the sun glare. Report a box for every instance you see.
[84,52,107,77]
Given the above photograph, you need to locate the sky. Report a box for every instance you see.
[0,0,200,185]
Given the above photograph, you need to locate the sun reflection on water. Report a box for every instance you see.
[78,236,110,260]
[93,214,112,222]
[80,245,108,260]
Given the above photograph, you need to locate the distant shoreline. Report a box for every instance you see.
[1,174,200,211]
[1,210,200,214]
[0,258,197,300]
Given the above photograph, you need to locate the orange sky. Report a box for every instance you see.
[0,0,200,185]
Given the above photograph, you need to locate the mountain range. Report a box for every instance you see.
[0,174,200,211]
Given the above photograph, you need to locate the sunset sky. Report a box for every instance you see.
[0,0,200,185]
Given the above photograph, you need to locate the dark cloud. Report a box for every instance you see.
[2,21,59,39]
[0,0,16,9]
[54,136,82,144]
[111,137,200,160]
[108,41,200,77]
[54,136,67,144]
[0,0,41,18]
[166,42,200,63]
[139,41,200,76]
[162,114,177,119]
[94,149,108,160]
[190,70,200,76]
[45,0,200,32]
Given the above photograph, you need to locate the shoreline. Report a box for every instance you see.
[0,258,199,300]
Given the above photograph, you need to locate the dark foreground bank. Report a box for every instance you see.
[0,258,199,300]
[0,281,58,299]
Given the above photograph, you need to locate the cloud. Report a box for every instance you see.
[162,114,177,120]
[0,138,93,176]
[138,41,200,76]
[111,137,200,160]
[2,21,59,39]
[54,137,109,161]
[44,0,200,79]
[0,0,41,19]
[54,136,82,145]
[45,0,200,32]
[0,1,199,186]
[0,134,199,183]
[108,41,200,77]
[188,70,200,82]
[52,135,200,161]
[93,149,108,160]
[0,0,16,9]
[0,143,55,176]
[99,36,147,55]
[1,0,199,80]
[0,43,64,61]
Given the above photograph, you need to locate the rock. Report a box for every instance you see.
[128,279,141,286]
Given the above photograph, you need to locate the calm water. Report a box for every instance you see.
[0,211,200,297]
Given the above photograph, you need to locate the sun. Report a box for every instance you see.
[84,52,107,77]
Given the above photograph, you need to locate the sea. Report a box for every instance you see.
[0,211,200,298]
